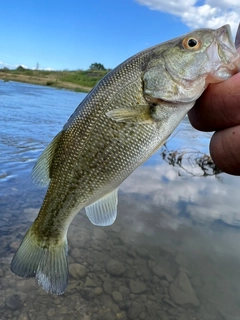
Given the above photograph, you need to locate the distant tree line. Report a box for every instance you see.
[89,63,106,71]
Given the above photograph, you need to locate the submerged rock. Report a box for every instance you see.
[129,280,147,294]
[112,291,123,303]
[5,294,24,310]
[105,259,125,276]
[103,280,112,294]
[69,263,87,279]
[85,276,97,287]
[152,265,167,278]
[169,272,199,307]
[127,302,142,319]
[79,288,95,301]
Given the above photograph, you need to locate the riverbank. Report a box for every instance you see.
[0,67,109,92]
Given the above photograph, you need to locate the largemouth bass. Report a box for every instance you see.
[11,25,240,294]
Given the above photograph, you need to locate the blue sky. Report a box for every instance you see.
[0,0,239,71]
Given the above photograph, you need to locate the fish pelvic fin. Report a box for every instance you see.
[11,227,68,295]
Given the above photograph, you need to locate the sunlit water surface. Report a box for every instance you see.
[1,81,240,320]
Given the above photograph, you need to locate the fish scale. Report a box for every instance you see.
[11,25,240,294]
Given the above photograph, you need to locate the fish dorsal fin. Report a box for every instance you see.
[85,189,118,226]
[31,131,63,187]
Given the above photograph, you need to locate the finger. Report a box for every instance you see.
[188,72,240,132]
[210,125,240,175]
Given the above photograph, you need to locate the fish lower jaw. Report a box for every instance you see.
[206,56,240,84]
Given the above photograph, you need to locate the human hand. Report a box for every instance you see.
[188,50,240,175]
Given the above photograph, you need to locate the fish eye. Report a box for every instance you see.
[188,38,198,47]
[182,37,201,51]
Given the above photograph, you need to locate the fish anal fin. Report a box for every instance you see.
[31,131,63,187]
[85,189,118,226]
[11,226,68,295]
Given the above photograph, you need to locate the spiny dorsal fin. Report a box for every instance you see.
[31,131,63,187]
[85,189,118,226]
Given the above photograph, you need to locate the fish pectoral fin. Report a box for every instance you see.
[106,105,153,124]
[31,131,63,187]
[85,189,118,226]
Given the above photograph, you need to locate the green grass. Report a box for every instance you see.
[59,70,108,87]
[0,67,110,91]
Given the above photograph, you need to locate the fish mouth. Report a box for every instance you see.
[206,24,240,83]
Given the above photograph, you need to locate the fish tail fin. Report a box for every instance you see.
[11,226,68,295]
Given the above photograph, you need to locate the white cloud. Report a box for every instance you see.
[120,160,240,227]
[136,0,240,36]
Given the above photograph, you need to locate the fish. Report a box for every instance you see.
[11,25,240,295]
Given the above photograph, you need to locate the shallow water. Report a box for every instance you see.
[1,81,240,320]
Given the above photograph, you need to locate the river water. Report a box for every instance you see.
[1,80,240,320]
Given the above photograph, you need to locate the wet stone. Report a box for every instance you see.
[93,228,108,240]
[103,280,112,294]
[152,265,167,278]
[0,295,5,310]
[127,302,142,319]
[105,259,125,276]
[140,294,147,302]
[139,311,147,320]
[85,276,97,287]
[70,248,81,260]
[163,298,177,309]
[165,273,174,283]
[36,316,47,320]
[136,247,150,259]
[5,294,24,310]
[16,279,36,293]
[129,280,147,294]
[159,315,170,320]
[152,275,160,284]
[160,280,169,288]
[149,295,157,303]
[47,308,56,317]
[191,274,204,288]
[18,313,29,320]
[112,291,123,303]
[127,249,137,258]
[110,224,121,233]
[119,300,132,310]
[101,311,115,320]
[175,252,188,268]
[148,260,156,268]
[79,288,95,301]
[69,263,87,279]
[178,266,191,275]
[119,285,130,297]
[68,229,91,248]
[116,311,125,319]
[169,272,199,307]
[94,287,103,295]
